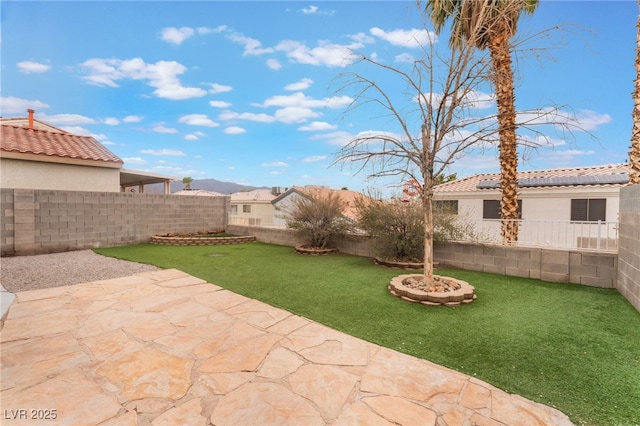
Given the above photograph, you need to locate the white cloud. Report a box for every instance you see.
[573,109,612,131]
[298,121,337,131]
[59,126,91,135]
[310,130,354,146]
[227,33,273,56]
[40,113,97,126]
[152,123,178,133]
[122,157,146,165]
[270,170,285,175]
[224,126,246,134]
[209,83,233,94]
[369,27,437,48]
[178,114,219,127]
[0,96,50,114]
[256,92,351,109]
[301,5,319,14]
[298,5,334,16]
[219,110,275,123]
[104,117,120,126]
[266,58,282,70]
[517,108,611,131]
[161,27,195,45]
[140,149,186,156]
[275,39,361,67]
[197,27,213,35]
[209,100,232,108]
[80,57,207,100]
[262,161,289,167]
[395,53,415,63]
[123,115,143,123]
[184,131,206,141]
[274,106,320,124]
[302,155,327,163]
[285,78,313,91]
[17,61,51,74]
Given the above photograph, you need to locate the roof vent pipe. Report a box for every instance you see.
[27,109,35,129]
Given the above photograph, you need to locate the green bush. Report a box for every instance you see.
[355,195,477,262]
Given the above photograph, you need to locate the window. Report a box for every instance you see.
[434,200,458,215]
[243,204,251,213]
[230,205,238,214]
[483,200,522,219]
[571,199,606,222]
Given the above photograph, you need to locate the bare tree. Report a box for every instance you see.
[334,30,497,286]
[333,17,589,287]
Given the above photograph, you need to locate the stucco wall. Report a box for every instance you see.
[1,188,229,256]
[617,185,640,311]
[1,158,121,192]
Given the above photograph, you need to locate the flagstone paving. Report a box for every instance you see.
[0,269,574,425]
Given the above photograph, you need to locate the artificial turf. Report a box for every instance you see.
[95,242,640,426]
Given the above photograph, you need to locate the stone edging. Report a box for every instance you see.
[389,274,476,306]
[150,235,256,246]
[374,257,441,269]
[294,246,338,255]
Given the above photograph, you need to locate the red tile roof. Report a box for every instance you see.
[0,125,122,165]
[434,164,628,193]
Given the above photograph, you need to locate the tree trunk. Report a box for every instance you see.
[423,184,434,287]
[631,0,640,184]
[488,29,519,244]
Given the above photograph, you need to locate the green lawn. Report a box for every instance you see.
[95,242,640,426]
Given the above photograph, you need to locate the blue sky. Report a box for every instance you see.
[1,1,636,193]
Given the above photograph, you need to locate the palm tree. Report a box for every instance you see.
[425,0,538,243]
[631,0,640,184]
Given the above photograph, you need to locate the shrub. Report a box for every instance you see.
[355,196,424,262]
[285,190,352,249]
[355,195,477,262]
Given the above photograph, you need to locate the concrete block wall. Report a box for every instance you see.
[435,242,617,288]
[227,225,375,258]
[1,188,229,256]
[227,224,616,288]
[617,185,640,311]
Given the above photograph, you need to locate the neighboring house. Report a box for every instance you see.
[271,186,364,228]
[229,189,278,226]
[173,189,226,197]
[433,163,628,250]
[1,110,174,193]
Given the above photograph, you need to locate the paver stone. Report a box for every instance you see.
[362,395,438,425]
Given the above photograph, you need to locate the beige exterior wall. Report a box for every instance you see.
[437,186,620,222]
[229,202,275,226]
[1,158,120,192]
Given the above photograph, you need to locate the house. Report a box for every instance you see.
[433,163,628,250]
[1,110,175,193]
[229,189,278,227]
[173,189,226,197]
[271,186,364,227]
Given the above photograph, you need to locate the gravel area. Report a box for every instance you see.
[1,250,160,293]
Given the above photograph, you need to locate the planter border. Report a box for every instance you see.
[150,235,256,246]
[294,245,338,255]
[389,274,476,306]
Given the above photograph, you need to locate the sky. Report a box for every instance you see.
[1,1,636,193]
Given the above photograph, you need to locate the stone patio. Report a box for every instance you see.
[0,269,574,425]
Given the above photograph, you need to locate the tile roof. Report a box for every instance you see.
[434,163,629,193]
[173,189,226,197]
[0,116,69,133]
[0,125,122,165]
[230,189,276,202]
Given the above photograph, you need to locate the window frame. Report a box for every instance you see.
[570,198,606,222]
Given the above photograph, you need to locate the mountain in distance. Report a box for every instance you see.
[145,178,267,194]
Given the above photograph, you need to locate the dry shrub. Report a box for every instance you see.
[285,190,351,249]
